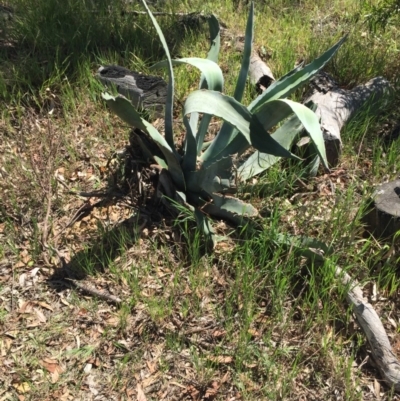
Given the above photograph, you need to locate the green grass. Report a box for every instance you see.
[1,0,400,400]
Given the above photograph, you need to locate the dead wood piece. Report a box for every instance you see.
[235,37,275,92]
[304,74,393,167]
[249,52,275,92]
[97,65,167,118]
[363,179,400,240]
[335,265,400,391]
[65,278,122,305]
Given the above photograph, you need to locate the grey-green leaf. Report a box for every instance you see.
[233,2,254,102]
[205,14,221,64]
[248,35,347,112]
[213,3,254,167]
[102,93,185,189]
[252,98,328,169]
[202,194,258,225]
[238,112,305,180]
[190,14,221,135]
[141,0,175,149]
[184,90,295,163]
[186,157,236,196]
[274,233,331,262]
[151,58,224,92]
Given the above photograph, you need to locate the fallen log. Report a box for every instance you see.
[303,72,393,167]
[97,65,167,118]
[249,52,275,92]
[334,264,400,391]
[234,37,275,92]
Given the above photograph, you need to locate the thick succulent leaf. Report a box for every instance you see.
[182,114,197,173]
[151,58,223,92]
[205,122,238,163]
[211,194,258,216]
[202,194,258,225]
[186,90,251,158]
[186,157,236,195]
[238,112,305,180]
[102,92,148,131]
[185,90,295,163]
[307,154,321,178]
[141,0,175,149]
[233,2,254,102]
[266,60,304,90]
[205,15,220,64]
[274,233,331,262]
[253,98,328,169]
[196,115,213,154]
[214,4,254,164]
[190,14,221,135]
[248,36,347,112]
[205,127,248,163]
[154,156,168,169]
[102,93,185,188]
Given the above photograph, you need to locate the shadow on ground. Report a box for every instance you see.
[0,0,208,101]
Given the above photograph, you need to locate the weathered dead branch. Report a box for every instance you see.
[97,65,167,118]
[304,73,393,166]
[334,265,400,391]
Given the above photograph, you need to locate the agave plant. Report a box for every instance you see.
[102,0,346,246]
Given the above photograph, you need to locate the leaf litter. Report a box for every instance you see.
[1,85,400,400]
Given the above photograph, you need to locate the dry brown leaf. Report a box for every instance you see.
[59,387,70,401]
[33,307,47,323]
[374,379,381,399]
[221,371,230,383]
[207,355,233,364]
[170,381,186,389]
[37,301,53,311]
[146,360,158,374]
[12,382,30,394]
[40,358,63,374]
[60,298,70,307]
[212,330,226,338]
[1,337,13,355]
[186,385,200,400]
[19,301,34,313]
[136,383,147,401]
[51,369,60,384]
[40,359,64,384]
[14,261,25,269]
[247,328,260,338]
[106,316,119,327]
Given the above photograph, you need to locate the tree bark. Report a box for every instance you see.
[364,179,400,240]
[335,265,400,391]
[248,52,275,92]
[234,37,275,93]
[304,73,393,167]
[97,65,167,118]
